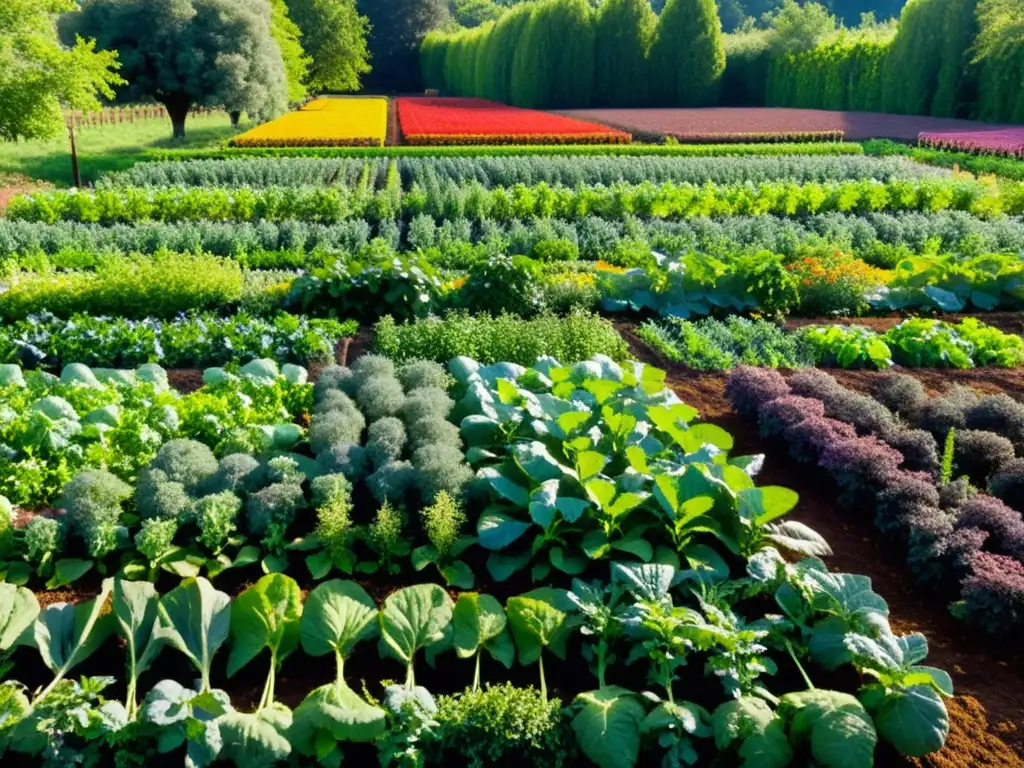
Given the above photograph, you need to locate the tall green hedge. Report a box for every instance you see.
[647,0,726,106]
[974,0,1024,123]
[766,34,888,112]
[511,0,596,108]
[593,0,657,107]
[420,0,724,109]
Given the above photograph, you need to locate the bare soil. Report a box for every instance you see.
[554,108,1019,143]
[622,322,1024,765]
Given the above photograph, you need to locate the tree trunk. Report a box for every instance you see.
[230,111,241,128]
[163,97,191,140]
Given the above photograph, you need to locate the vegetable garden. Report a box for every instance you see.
[1,135,1024,768]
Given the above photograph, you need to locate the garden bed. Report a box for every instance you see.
[622,324,1024,766]
[554,108,1021,143]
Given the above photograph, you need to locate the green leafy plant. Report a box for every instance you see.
[380,584,454,690]
[150,577,231,694]
[506,588,574,702]
[412,491,475,589]
[452,593,515,691]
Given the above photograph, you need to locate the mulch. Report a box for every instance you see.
[554,107,1019,143]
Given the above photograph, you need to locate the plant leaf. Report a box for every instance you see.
[477,512,531,551]
[379,584,453,666]
[216,706,292,768]
[114,578,160,680]
[227,574,302,677]
[0,582,39,653]
[506,588,571,665]
[151,577,232,686]
[572,687,645,768]
[870,686,948,757]
[300,580,378,661]
[34,578,114,679]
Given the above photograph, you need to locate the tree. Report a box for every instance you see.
[766,0,837,54]
[358,0,450,92]
[285,0,370,93]
[451,0,503,27]
[510,0,596,108]
[648,0,726,106]
[65,0,288,139]
[270,0,310,103]
[973,0,1024,122]
[0,0,123,142]
[594,0,656,106]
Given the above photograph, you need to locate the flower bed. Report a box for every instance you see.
[919,127,1024,159]
[232,97,387,148]
[397,97,630,145]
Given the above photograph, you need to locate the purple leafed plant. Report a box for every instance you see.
[955,551,1024,635]
[725,366,790,420]
[786,415,857,465]
[819,434,904,503]
[875,470,942,538]
[989,458,1024,514]
[955,494,1024,562]
[757,395,826,441]
[919,128,1024,159]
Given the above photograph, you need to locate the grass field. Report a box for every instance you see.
[0,113,245,187]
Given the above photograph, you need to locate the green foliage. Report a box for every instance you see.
[269,0,310,103]
[638,317,810,370]
[0,252,244,322]
[593,0,656,107]
[59,470,131,559]
[286,0,370,93]
[511,0,596,109]
[433,683,575,768]
[647,0,726,106]
[0,0,123,141]
[66,0,288,138]
[973,0,1024,123]
[373,311,629,366]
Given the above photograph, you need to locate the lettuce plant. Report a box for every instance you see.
[506,588,573,702]
[452,593,514,691]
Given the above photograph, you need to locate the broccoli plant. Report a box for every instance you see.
[305,474,360,579]
[124,518,203,581]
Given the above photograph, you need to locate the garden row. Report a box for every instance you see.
[5,241,1024,331]
[638,316,1024,371]
[0,353,953,767]
[10,178,1023,225]
[98,154,946,190]
[727,367,1024,637]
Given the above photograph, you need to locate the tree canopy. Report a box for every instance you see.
[359,0,450,92]
[65,0,289,138]
[0,0,123,141]
[270,0,310,103]
[285,0,370,93]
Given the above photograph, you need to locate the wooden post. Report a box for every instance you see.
[67,119,82,188]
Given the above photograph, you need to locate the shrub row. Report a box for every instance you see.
[373,311,628,365]
[727,367,1024,636]
[11,178,1019,226]
[102,154,942,190]
[142,141,866,162]
[4,211,1023,265]
[0,312,355,369]
[638,316,1024,371]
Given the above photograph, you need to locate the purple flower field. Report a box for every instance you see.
[919,128,1024,158]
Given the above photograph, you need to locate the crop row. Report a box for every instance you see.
[0,354,953,766]
[143,140,867,162]
[9,178,1021,225]
[637,316,1024,371]
[728,367,1024,637]
[100,154,944,189]
[231,97,388,148]
[0,561,948,768]
[4,211,1024,267]
[6,247,1024,327]
[0,312,355,369]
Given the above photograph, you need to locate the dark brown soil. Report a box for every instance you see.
[554,108,1018,142]
[623,324,1024,765]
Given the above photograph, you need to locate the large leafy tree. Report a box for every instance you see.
[65,0,288,139]
[358,0,449,92]
[510,0,596,108]
[285,0,370,92]
[0,0,123,141]
[648,0,726,106]
[270,0,310,103]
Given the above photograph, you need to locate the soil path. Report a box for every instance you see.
[621,322,1024,766]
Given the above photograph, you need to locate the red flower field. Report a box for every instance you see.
[397,97,631,145]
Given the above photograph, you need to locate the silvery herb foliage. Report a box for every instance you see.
[453,355,828,583]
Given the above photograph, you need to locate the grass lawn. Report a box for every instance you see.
[0,113,248,187]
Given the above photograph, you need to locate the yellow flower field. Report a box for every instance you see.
[232,97,387,147]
